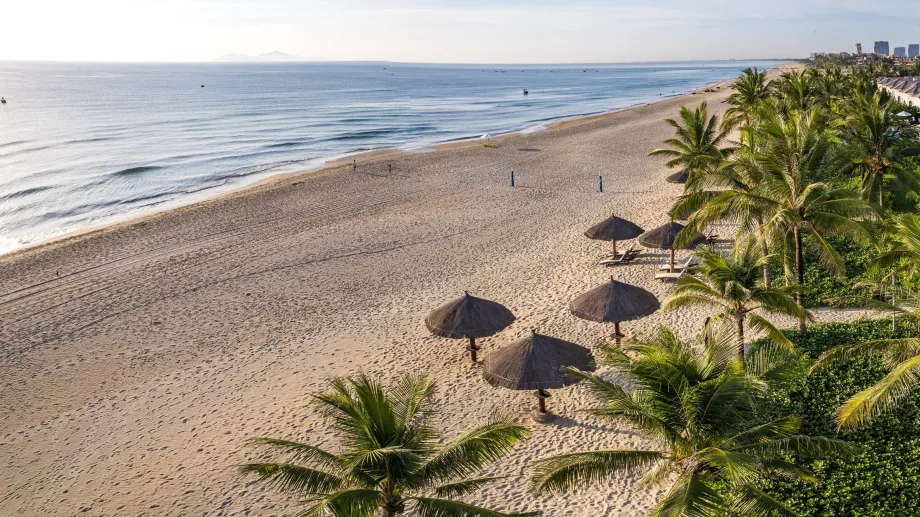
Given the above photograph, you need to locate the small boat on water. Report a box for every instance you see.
[523,89,529,95]
[1,97,6,104]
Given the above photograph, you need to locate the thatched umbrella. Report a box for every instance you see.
[638,221,706,272]
[665,169,689,184]
[483,331,595,416]
[570,277,660,344]
[426,292,516,363]
[584,214,644,255]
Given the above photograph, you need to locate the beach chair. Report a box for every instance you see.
[599,242,640,266]
[655,268,687,282]
[657,256,698,272]
[706,230,720,244]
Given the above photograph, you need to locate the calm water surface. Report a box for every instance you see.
[0,60,784,254]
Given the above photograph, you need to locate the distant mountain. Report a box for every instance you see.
[215,51,310,62]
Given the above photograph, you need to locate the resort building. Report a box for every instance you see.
[911,44,920,59]
[878,77,920,106]
[895,47,907,58]
[875,41,890,56]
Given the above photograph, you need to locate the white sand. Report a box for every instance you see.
[0,62,865,516]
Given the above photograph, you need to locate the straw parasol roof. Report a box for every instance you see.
[665,169,689,184]
[638,221,705,251]
[426,292,515,362]
[426,292,515,339]
[483,331,595,390]
[584,215,644,242]
[569,278,660,324]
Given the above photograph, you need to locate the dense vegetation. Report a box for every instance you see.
[759,320,920,517]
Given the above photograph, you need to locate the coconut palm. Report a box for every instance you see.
[662,244,812,357]
[810,286,920,430]
[531,326,856,517]
[686,107,877,332]
[649,102,731,182]
[725,67,771,129]
[807,214,920,429]
[870,213,920,278]
[775,70,818,114]
[841,92,919,206]
[675,125,774,287]
[240,375,534,517]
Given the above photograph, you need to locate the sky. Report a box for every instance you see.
[3,0,920,63]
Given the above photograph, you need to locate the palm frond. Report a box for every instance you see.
[732,484,798,517]
[836,354,920,430]
[412,498,538,517]
[238,462,345,495]
[432,477,506,498]
[420,415,530,483]
[530,450,664,494]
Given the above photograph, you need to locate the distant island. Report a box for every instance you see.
[214,51,311,62]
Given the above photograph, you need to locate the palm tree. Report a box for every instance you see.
[649,102,730,182]
[240,375,534,517]
[870,213,920,278]
[775,70,818,114]
[725,67,771,130]
[675,125,773,287]
[687,107,877,332]
[662,244,812,357]
[810,287,920,430]
[807,214,920,429]
[531,326,855,517]
[841,92,919,206]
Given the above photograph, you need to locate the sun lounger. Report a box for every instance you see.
[655,268,687,282]
[657,256,698,272]
[600,252,638,266]
[599,242,640,265]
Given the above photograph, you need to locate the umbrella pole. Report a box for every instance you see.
[468,337,480,363]
[670,248,675,273]
[536,389,549,413]
[612,240,617,256]
[614,321,623,345]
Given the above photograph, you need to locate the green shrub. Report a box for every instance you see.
[758,319,920,517]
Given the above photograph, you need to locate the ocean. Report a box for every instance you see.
[0,60,784,254]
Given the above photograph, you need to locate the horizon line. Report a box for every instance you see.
[0,57,802,66]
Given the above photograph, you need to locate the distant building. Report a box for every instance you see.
[855,43,863,55]
[878,77,920,107]
[875,41,890,56]
[895,47,907,58]
[910,44,920,59]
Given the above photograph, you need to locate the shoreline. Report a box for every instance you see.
[0,70,756,261]
[0,61,822,517]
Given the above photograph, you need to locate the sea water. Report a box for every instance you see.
[0,60,784,254]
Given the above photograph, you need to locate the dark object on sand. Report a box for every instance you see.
[426,292,516,362]
[638,221,706,272]
[585,214,644,256]
[665,169,689,184]
[483,331,595,416]
[570,277,659,344]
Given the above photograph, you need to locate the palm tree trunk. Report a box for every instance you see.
[879,174,884,207]
[757,220,771,289]
[736,314,745,359]
[794,226,806,334]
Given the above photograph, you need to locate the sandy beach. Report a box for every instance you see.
[0,61,852,516]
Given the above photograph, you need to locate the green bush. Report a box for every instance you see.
[758,319,920,517]
[765,238,879,308]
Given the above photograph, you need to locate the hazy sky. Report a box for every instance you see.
[4,0,920,63]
